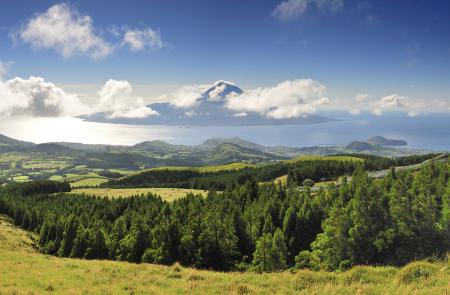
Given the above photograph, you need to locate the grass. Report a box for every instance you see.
[69,177,110,188]
[285,155,364,164]
[69,187,209,201]
[0,215,448,295]
[274,174,288,184]
[130,162,253,176]
[11,175,29,182]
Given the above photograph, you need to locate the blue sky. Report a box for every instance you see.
[0,0,449,118]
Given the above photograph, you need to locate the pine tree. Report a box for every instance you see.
[271,229,287,270]
[252,233,273,272]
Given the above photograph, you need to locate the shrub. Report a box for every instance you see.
[294,270,336,291]
[396,262,439,284]
[341,265,396,285]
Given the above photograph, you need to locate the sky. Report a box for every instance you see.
[0,0,450,121]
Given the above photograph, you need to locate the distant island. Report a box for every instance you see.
[366,136,408,146]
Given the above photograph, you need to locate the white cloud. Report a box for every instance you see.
[273,0,309,22]
[0,61,14,78]
[372,94,407,116]
[348,93,372,115]
[232,112,247,117]
[346,92,450,117]
[169,85,207,108]
[273,0,343,21]
[122,28,164,51]
[96,79,158,119]
[0,76,89,118]
[225,79,329,119]
[355,93,371,102]
[349,108,362,115]
[0,76,157,119]
[109,105,158,119]
[17,3,112,59]
[184,110,197,117]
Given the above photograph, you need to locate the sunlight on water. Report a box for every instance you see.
[0,117,182,145]
[0,115,449,150]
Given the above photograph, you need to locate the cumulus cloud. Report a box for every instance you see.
[109,105,158,119]
[0,76,157,119]
[0,76,89,118]
[355,93,371,102]
[122,28,164,51]
[349,93,372,115]
[225,79,330,119]
[169,85,207,108]
[96,79,158,119]
[15,4,165,58]
[346,92,450,117]
[17,3,112,59]
[372,94,408,116]
[273,0,343,21]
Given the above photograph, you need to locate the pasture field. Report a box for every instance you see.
[69,177,109,188]
[285,155,364,164]
[0,215,448,295]
[130,162,253,175]
[69,187,209,201]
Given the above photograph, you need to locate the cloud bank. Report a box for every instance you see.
[226,79,330,119]
[0,75,157,119]
[347,93,450,117]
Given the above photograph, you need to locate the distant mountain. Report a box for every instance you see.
[346,141,377,151]
[200,137,266,151]
[33,143,75,154]
[0,134,35,149]
[81,80,333,126]
[205,143,283,164]
[366,136,407,146]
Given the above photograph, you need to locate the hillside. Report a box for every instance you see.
[0,215,448,294]
[0,133,435,187]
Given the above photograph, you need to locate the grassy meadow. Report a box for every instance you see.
[69,187,209,201]
[0,215,448,295]
[124,162,253,176]
[285,155,364,164]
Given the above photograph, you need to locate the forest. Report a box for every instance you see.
[105,153,438,190]
[0,158,448,272]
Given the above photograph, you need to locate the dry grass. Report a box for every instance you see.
[68,187,209,201]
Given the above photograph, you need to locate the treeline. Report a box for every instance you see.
[0,161,448,272]
[286,160,358,186]
[4,180,70,195]
[105,164,289,190]
[104,154,439,190]
[334,153,440,170]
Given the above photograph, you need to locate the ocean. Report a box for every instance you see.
[0,112,449,151]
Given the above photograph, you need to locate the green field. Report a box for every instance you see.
[69,187,209,201]
[69,177,110,188]
[285,155,364,164]
[132,162,253,175]
[0,215,448,295]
